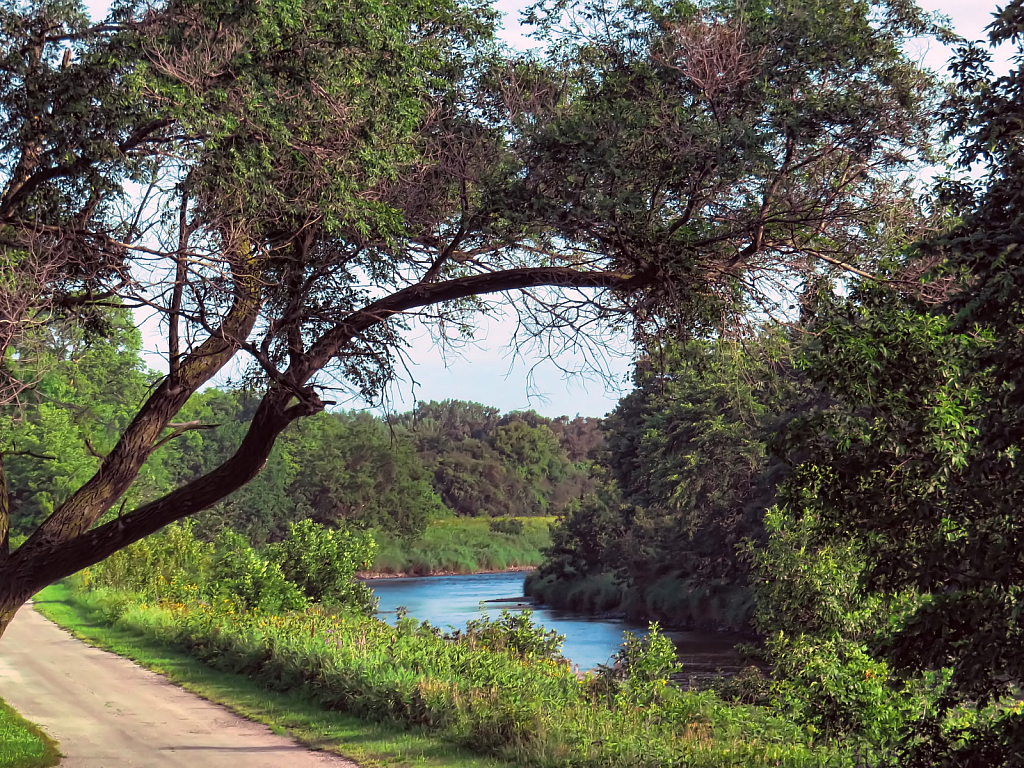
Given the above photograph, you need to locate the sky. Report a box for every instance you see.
[83,0,1010,418]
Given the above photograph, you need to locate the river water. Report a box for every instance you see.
[366,571,744,677]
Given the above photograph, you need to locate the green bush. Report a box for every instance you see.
[748,506,926,751]
[212,531,307,614]
[85,520,377,614]
[270,520,376,613]
[82,520,213,599]
[488,518,525,536]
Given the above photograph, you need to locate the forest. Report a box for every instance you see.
[3,0,1024,765]
[0,324,600,544]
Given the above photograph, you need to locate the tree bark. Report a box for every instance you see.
[0,605,16,639]
[0,455,8,566]
[23,258,261,551]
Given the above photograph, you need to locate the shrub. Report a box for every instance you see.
[212,530,307,613]
[270,520,376,613]
[489,517,525,536]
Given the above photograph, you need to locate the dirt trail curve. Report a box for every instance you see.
[0,604,358,768]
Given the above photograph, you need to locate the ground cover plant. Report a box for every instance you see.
[0,698,60,768]
[61,521,884,768]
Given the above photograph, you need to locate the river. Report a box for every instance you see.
[366,571,744,677]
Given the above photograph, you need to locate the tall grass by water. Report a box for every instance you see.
[64,580,864,768]
[370,517,553,575]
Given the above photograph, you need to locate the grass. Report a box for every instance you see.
[370,517,554,575]
[33,582,512,768]
[45,579,853,768]
[0,698,60,768]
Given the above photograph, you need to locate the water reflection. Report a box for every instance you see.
[366,571,742,673]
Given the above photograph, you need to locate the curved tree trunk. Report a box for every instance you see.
[0,266,649,641]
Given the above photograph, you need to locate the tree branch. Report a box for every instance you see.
[152,421,220,451]
[22,251,262,550]
[296,265,652,382]
[18,386,318,587]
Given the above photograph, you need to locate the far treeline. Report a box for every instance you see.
[1,328,601,543]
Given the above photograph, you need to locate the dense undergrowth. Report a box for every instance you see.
[67,521,875,768]
[68,584,864,768]
[370,517,553,575]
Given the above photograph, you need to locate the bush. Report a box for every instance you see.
[82,520,213,599]
[489,517,525,536]
[270,519,376,613]
[85,520,378,614]
[212,531,307,614]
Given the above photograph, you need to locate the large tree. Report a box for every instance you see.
[0,0,938,636]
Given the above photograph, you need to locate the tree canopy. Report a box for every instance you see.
[0,0,942,635]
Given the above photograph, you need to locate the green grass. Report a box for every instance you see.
[33,583,511,768]
[0,698,60,768]
[43,580,854,768]
[370,517,553,575]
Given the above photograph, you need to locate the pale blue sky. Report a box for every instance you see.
[82,0,1006,417]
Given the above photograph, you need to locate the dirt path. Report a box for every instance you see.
[0,604,358,768]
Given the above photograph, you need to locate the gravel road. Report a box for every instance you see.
[0,604,359,768]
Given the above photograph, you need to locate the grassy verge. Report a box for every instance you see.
[369,517,553,575]
[33,583,510,768]
[0,698,60,768]
[44,580,857,768]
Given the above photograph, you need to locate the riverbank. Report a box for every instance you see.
[32,584,510,768]
[358,565,535,579]
[45,580,857,767]
[366,570,748,675]
[524,571,755,633]
[369,516,552,576]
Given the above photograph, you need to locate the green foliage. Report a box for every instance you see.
[405,401,600,520]
[762,276,1024,760]
[748,507,892,641]
[511,0,939,332]
[749,505,920,751]
[596,624,683,708]
[270,520,376,612]
[212,531,308,614]
[488,517,525,536]
[767,634,912,749]
[536,333,805,628]
[68,577,862,767]
[0,697,60,768]
[457,609,565,661]
[165,402,445,543]
[1,310,158,534]
[81,520,213,599]
[86,519,375,615]
[370,517,552,575]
